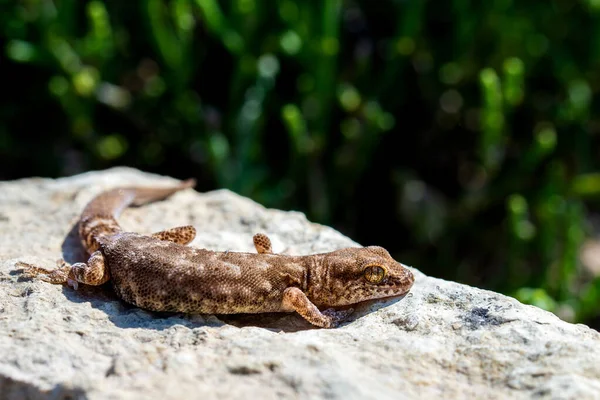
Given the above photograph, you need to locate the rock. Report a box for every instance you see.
[1,167,599,399]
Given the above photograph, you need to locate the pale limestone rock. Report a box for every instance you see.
[1,168,599,399]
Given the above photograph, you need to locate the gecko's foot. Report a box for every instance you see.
[15,260,71,285]
[16,261,52,277]
[322,308,354,328]
[253,233,273,254]
[55,259,79,289]
[152,225,196,245]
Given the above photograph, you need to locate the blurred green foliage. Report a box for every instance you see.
[2,0,600,328]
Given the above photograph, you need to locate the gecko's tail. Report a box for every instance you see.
[78,179,196,254]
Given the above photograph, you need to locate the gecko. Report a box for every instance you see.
[17,179,415,328]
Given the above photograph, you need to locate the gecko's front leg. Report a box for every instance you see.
[282,287,354,328]
[17,251,110,290]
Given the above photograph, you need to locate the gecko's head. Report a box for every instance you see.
[318,246,415,306]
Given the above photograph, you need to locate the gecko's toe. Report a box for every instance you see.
[67,278,79,290]
[15,261,32,271]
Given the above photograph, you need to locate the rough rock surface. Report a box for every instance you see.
[1,168,599,400]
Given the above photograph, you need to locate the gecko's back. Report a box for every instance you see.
[101,233,308,314]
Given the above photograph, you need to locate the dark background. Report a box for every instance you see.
[2,0,600,328]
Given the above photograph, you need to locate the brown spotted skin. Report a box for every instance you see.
[101,233,304,314]
[253,233,273,254]
[18,179,416,328]
[152,225,197,245]
[100,233,414,317]
[19,180,196,289]
[78,180,196,254]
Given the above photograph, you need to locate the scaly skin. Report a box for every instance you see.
[17,180,415,328]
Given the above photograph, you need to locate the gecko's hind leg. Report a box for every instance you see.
[253,233,273,254]
[152,225,196,245]
[17,251,109,290]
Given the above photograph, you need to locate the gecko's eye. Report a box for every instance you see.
[363,265,386,283]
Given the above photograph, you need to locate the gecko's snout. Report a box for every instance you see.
[400,263,415,290]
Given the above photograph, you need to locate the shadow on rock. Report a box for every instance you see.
[1,375,87,400]
[60,221,88,265]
